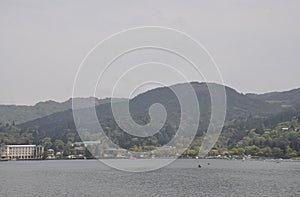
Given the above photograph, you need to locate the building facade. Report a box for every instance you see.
[3,145,44,160]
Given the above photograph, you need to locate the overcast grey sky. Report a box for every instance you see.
[1,0,299,105]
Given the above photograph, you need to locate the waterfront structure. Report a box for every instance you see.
[46,149,55,159]
[3,145,44,160]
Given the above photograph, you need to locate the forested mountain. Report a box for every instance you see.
[1,82,300,158]
[2,82,296,126]
[19,82,290,131]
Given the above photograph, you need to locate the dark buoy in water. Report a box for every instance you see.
[198,164,202,168]
[207,163,210,165]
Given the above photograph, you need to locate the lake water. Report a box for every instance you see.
[0,159,299,197]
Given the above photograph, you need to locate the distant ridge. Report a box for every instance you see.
[0,97,126,124]
[247,88,300,107]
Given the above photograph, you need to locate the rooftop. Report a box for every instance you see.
[6,145,36,147]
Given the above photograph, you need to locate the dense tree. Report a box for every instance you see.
[53,139,64,152]
[230,147,245,156]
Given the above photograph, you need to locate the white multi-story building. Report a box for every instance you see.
[2,145,44,160]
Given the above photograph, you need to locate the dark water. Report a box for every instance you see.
[0,159,299,197]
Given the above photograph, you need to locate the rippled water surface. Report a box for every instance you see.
[0,159,299,197]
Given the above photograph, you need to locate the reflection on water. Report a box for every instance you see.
[0,159,299,197]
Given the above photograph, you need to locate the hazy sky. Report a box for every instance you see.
[1,0,299,105]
